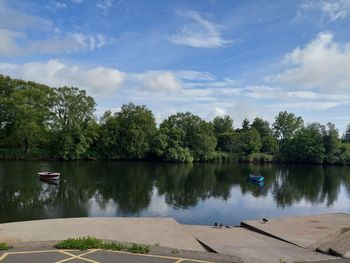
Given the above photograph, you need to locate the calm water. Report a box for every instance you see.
[1,161,350,225]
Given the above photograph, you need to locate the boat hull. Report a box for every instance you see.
[38,172,60,180]
[249,174,264,182]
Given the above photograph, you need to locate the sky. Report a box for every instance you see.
[0,0,350,131]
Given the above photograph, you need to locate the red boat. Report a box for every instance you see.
[38,172,60,180]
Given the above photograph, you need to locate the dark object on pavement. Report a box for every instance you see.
[262,218,268,223]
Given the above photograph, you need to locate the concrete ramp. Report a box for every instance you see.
[241,213,350,248]
[184,225,337,263]
[317,230,350,257]
[0,217,205,252]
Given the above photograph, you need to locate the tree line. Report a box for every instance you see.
[1,74,350,164]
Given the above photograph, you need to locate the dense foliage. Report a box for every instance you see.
[1,75,350,164]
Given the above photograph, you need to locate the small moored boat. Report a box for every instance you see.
[249,174,264,182]
[38,172,60,180]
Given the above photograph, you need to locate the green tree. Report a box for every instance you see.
[212,116,234,134]
[0,75,54,153]
[151,126,193,162]
[115,103,157,160]
[343,123,350,143]
[241,118,250,132]
[251,118,271,137]
[159,112,216,161]
[216,132,239,152]
[322,123,340,164]
[339,143,350,164]
[239,128,262,155]
[283,123,325,163]
[273,111,303,141]
[95,111,120,159]
[261,135,278,154]
[51,86,97,160]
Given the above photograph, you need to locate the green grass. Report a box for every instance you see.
[55,237,149,254]
[0,243,12,250]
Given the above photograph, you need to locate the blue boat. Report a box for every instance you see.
[249,174,264,182]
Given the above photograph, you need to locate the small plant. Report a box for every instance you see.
[127,243,150,254]
[171,249,180,254]
[55,237,149,254]
[55,237,103,250]
[0,243,12,250]
[103,242,127,251]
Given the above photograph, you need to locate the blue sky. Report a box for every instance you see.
[0,0,350,131]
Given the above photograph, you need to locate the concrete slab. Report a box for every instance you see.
[0,217,205,252]
[317,230,350,256]
[241,213,350,248]
[183,225,337,263]
[345,251,350,258]
[0,247,241,263]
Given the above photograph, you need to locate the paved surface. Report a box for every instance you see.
[0,217,204,252]
[184,225,338,263]
[1,214,350,262]
[241,213,350,248]
[308,260,350,263]
[317,230,350,256]
[0,247,240,263]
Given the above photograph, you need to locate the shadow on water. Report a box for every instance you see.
[0,161,350,224]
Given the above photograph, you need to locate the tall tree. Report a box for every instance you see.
[0,75,54,153]
[212,116,234,134]
[51,86,97,160]
[343,123,350,143]
[115,103,157,160]
[322,123,340,164]
[159,112,216,161]
[241,118,250,132]
[251,118,271,137]
[283,123,325,163]
[273,111,304,141]
[239,128,262,155]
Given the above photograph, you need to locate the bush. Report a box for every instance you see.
[55,237,150,254]
[0,243,12,250]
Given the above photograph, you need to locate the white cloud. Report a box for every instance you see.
[321,0,350,21]
[169,10,231,48]
[0,59,126,96]
[213,107,227,116]
[131,71,183,93]
[267,101,345,111]
[96,0,113,10]
[1,58,348,129]
[0,29,23,55]
[0,4,52,29]
[267,32,350,90]
[0,30,109,55]
[47,1,68,10]
[299,0,350,21]
[175,70,214,81]
[0,1,110,56]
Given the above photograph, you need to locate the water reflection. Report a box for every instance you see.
[0,161,349,224]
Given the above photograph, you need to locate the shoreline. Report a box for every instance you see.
[0,213,349,262]
[1,157,349,166]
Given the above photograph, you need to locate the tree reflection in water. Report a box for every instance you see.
[0,161,349,224]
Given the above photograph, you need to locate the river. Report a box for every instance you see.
[0,161,349,225]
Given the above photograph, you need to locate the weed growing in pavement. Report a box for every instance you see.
[55,237,149,254]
